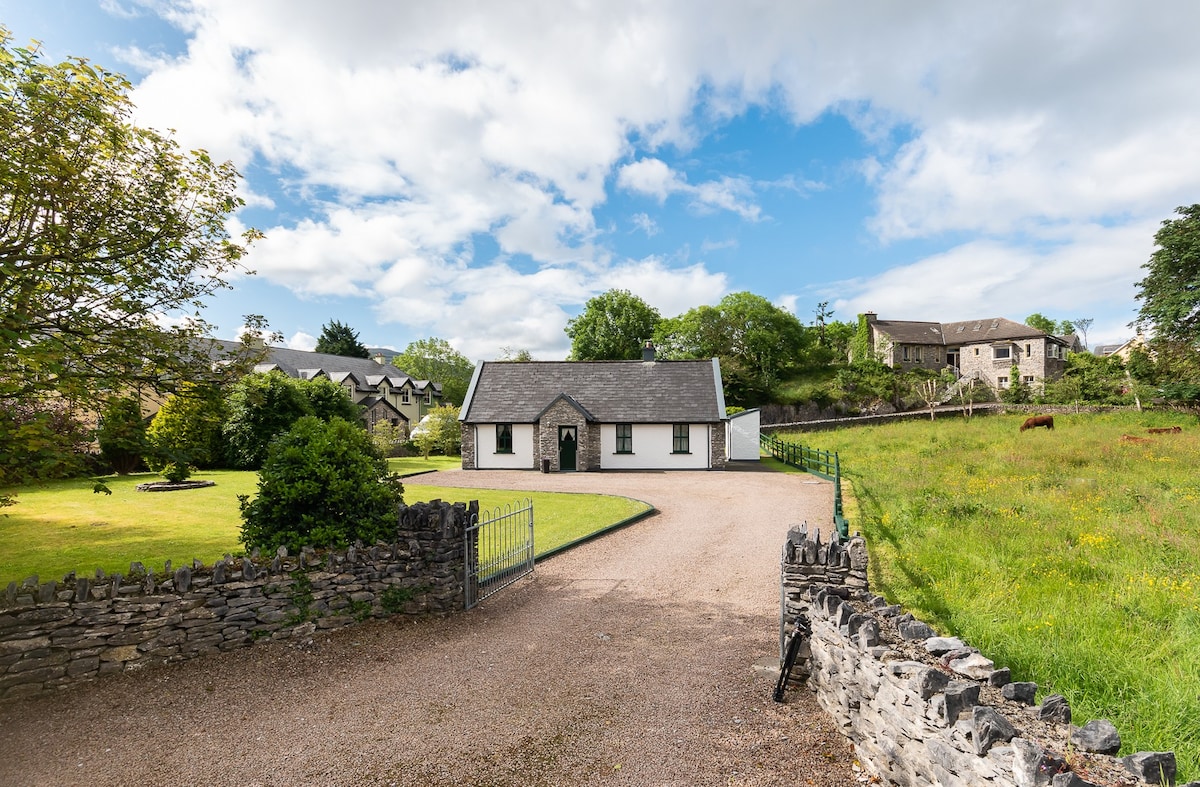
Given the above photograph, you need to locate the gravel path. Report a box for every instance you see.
[0,467,858,786]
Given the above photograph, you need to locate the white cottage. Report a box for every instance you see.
[459,350,728,472]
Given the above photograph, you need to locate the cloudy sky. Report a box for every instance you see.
[4,0,1198,358]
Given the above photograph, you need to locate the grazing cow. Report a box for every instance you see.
[1019,415,1054,432]
[1147,426,1183,434]
[1120,434,1152,444]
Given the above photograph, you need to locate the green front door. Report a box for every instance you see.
[558,426,577,471]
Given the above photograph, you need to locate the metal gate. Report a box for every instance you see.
[464,498,534,609]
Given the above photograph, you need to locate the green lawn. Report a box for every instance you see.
[387,455,462,475]
[0,466,651,584]
[781,411,1200,778]
[402,483,651,558]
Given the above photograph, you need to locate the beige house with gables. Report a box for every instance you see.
[862,313,1072,392]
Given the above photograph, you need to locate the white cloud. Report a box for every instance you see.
[831,220,1155,346]
[286,331,316,352]
[631,212,660,237]
[617,158,762,219]
[119,0,1200,357]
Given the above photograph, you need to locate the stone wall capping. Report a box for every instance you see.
[781,529,1188,787]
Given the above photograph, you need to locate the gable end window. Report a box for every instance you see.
[615,423,633,454]
[400,389,410,404]
[672,424,690,454]
[496,424,513,454]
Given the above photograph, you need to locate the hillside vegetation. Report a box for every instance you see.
[780,411,1200,779]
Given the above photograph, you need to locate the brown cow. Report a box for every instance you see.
[1147,426,1183,434]
[1019,415,1054,432]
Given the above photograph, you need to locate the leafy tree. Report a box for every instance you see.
[567,289,662,361]
[146,384,227,471]
[0,399,93,486]
[655,292,809,404]
[1024,314,1058,334]
[392,337,474,406]
[0,32,260,414]
[96,397,149,474]
[412,404,461,459]
[1058,320,1078,336]
[999,365,1031,404]
[498,346,534,361]
[239,416,404,552]
[369,420,408,457]
[314,319,369,358]
[221,372,313,470]
[298,376,361,424]
[1136,204,1200,346]
[1051,352,1129,404]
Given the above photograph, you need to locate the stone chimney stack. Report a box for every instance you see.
[642,340,656,362]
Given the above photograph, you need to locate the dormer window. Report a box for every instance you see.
[400,388,410,404]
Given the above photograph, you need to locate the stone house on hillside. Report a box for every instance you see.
[208,341,442,432]
[459,345,727,472]
[863,313,1072,392]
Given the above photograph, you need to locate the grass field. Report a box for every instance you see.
[781,410,1200,778]
[0,465,649,584]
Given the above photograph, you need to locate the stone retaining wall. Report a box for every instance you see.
[780,526,1196,787]
[0,500,475,700]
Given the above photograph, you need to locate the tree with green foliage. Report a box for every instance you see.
[1137,206,1200,343]
[655,292,809,404]
[239,416,404,552]
[412,404,461,459]
[221,373,313,470]
[392,337,474,406]
[0,31,261,415]
[1024,314,1058,334]
[1000,365,1031,404]
[566,289,662,361]
[146,384,227,472]
[298,376,362,423]
[1042,352,1129,405]
[314,319,369,358]
[0,399,93,489]
[96,397,149,474]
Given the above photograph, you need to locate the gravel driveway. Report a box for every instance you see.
[0,466,858,786]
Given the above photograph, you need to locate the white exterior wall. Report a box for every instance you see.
[727,410,761,461]
[473,424,536,469]
[599,423,710,470]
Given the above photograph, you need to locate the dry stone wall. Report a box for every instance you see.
[0,500,475,700]
[780,526,1197,787]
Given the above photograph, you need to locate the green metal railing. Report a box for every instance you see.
[761,433,850,540]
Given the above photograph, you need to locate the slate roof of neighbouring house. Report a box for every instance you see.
[872,317,1066,346]
[459,359,726,424]
[205,339,442,395]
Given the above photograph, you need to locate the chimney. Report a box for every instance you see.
[372,352,386,365]
[642,340,656,362]
[863,311,878,324]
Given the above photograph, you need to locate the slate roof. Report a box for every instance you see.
[460,360,725,424]
[872,317,1061,346]
[206,339,442,395]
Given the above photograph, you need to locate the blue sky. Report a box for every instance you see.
[4,1,1199,359]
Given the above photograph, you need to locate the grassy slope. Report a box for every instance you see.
[784,411,1200,778]
[0,466,649,584]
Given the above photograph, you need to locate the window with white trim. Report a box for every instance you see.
[994,346,1011,360]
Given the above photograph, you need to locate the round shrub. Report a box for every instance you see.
[239,416,404,552]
